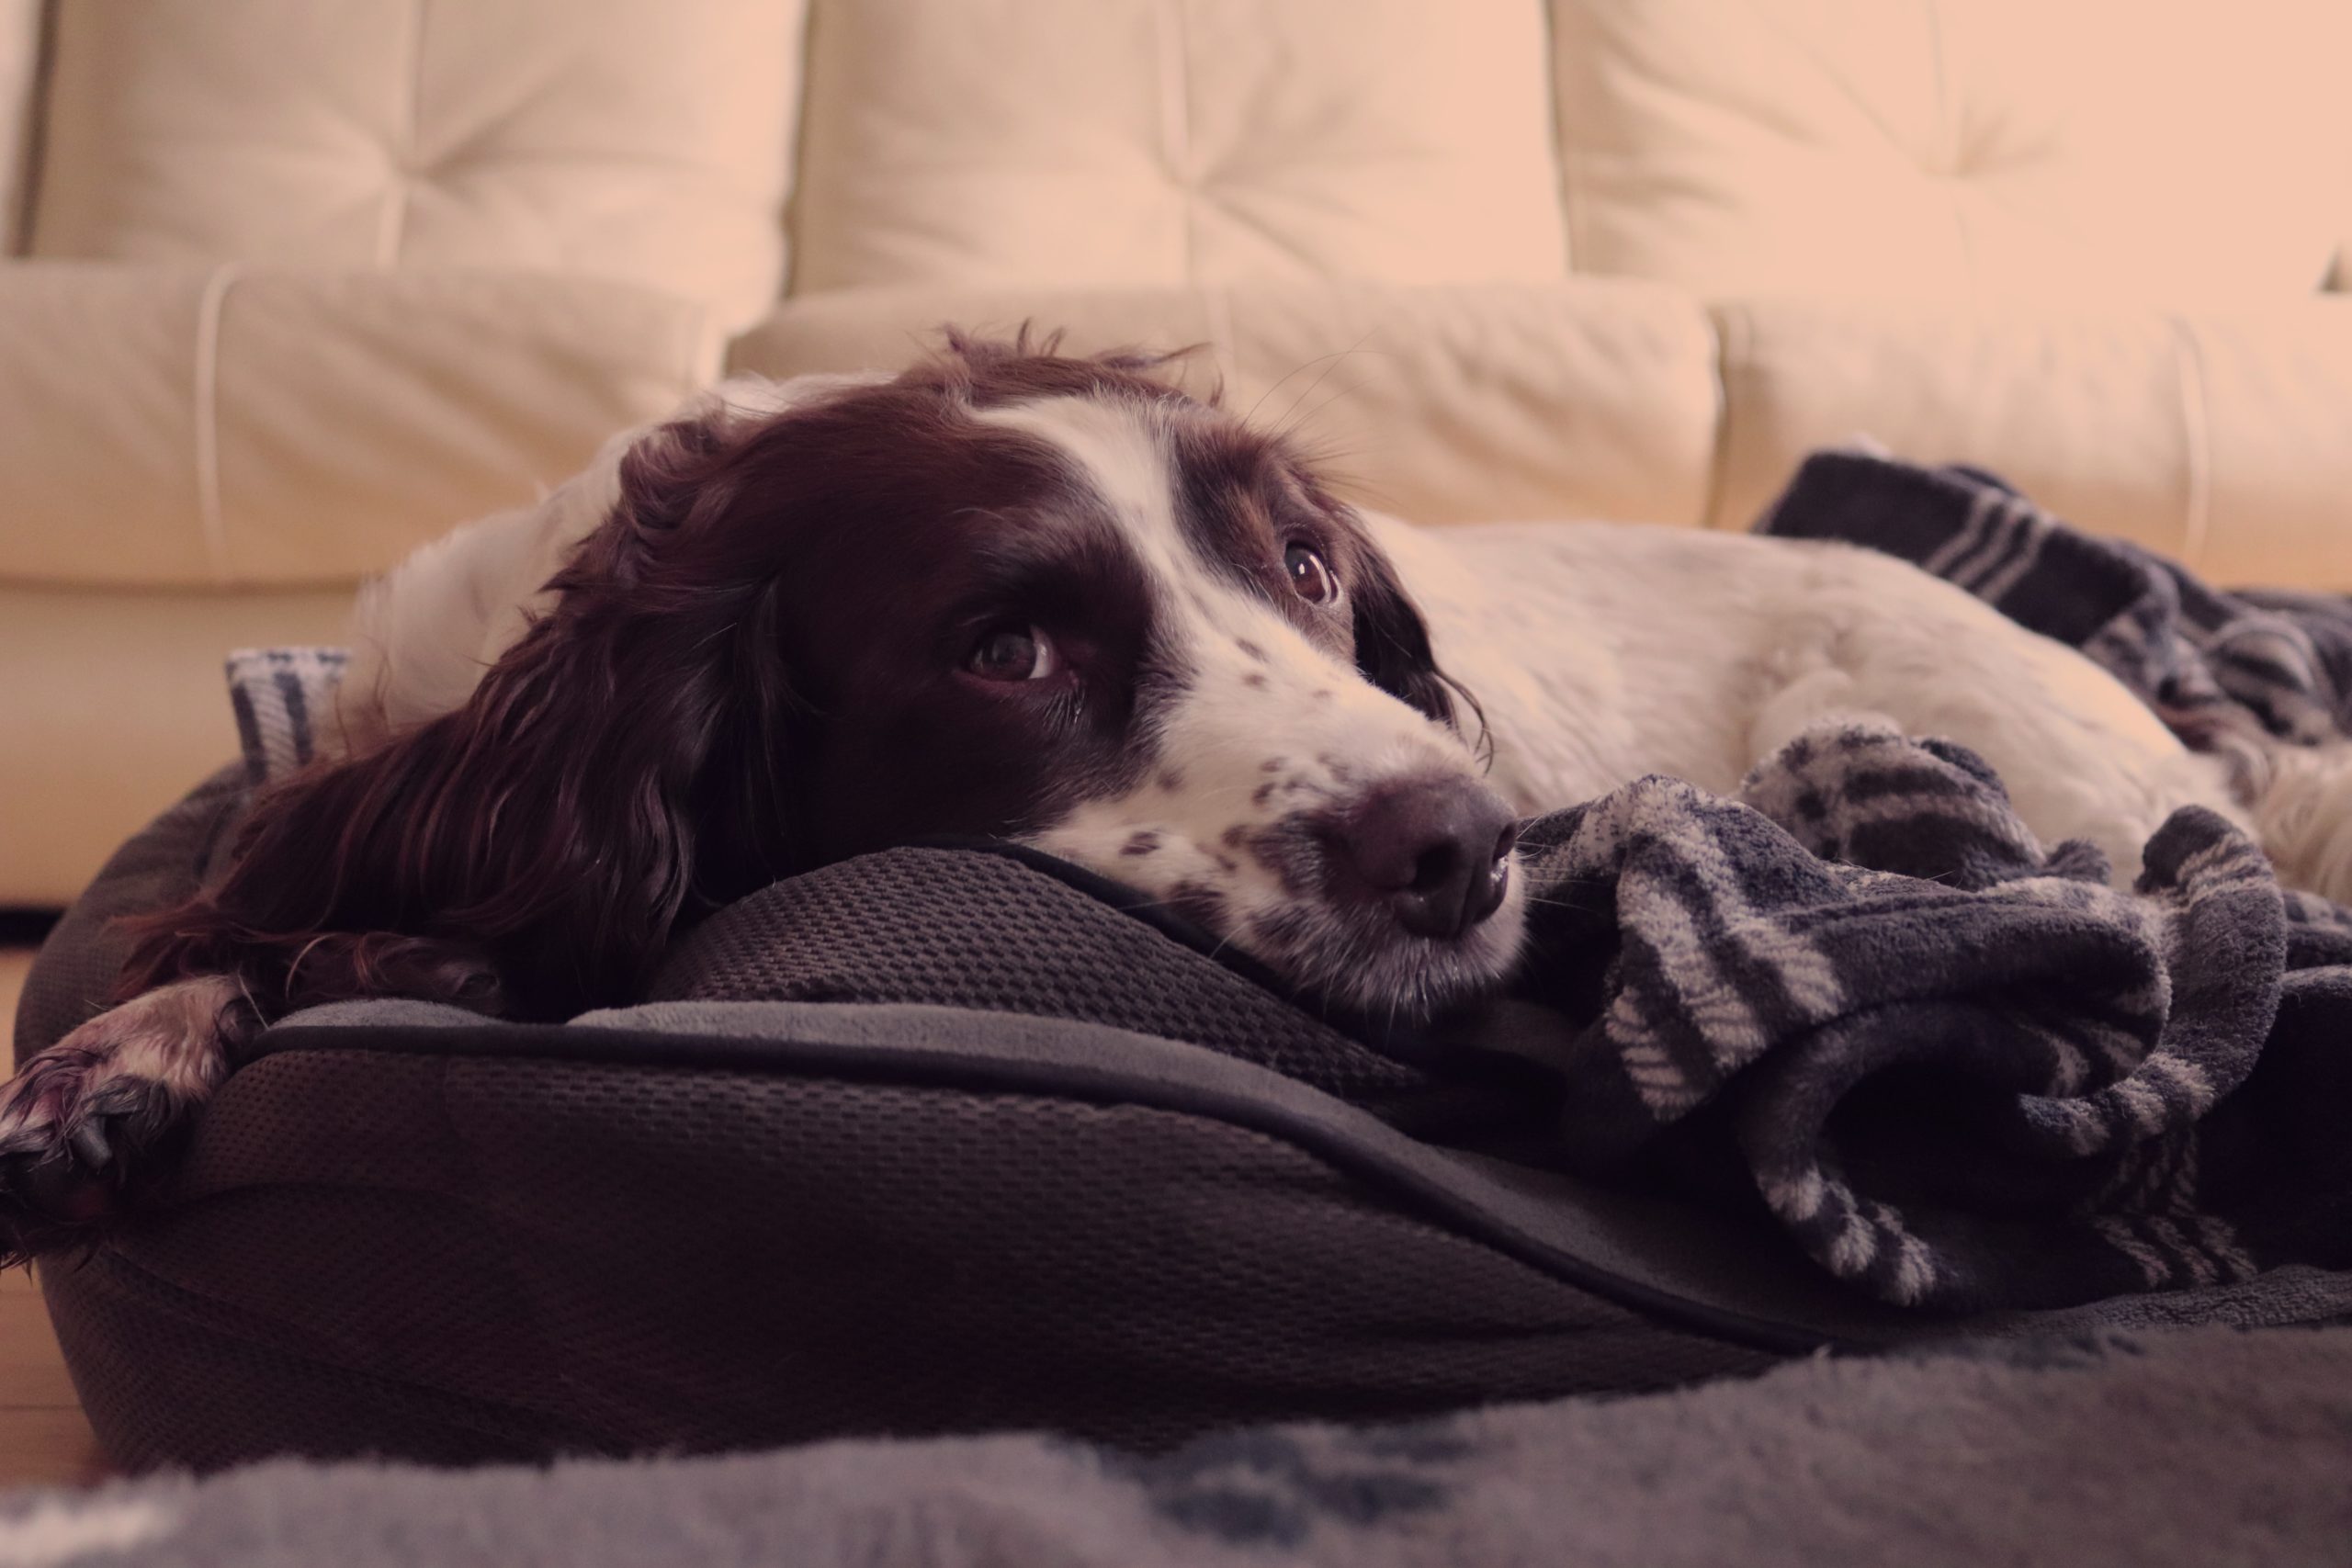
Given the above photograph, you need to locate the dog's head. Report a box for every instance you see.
[233,336,1526,1018]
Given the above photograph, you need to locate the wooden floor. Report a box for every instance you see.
[0,945,113,1490]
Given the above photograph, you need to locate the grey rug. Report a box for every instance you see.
[5,1324,2346,1567]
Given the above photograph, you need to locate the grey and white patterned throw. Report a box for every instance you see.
[1506,720,2352,1311]
[1487,454,2352,1311]
[1758,450,2352,750]
[224,646,348,784]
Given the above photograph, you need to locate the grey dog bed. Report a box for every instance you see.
[17,768,2352,1475]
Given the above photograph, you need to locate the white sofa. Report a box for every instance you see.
[3,0,2349,905]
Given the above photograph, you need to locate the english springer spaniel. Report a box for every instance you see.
[4,332,2342,1259]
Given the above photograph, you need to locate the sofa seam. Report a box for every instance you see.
[1699,301,1740,530]
[191,261,243,583]
[775,0,819,300]
[1537,0,1569,274]
[6,0,58,254]
[1155,0,1194,285]
[376,0,426,267]
[679,296,720,392]
[2166,314,2214,571]
[1202,283,1238,398]
[1923,1,1978,293]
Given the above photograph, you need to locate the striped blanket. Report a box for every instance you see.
[1758,452,2352,750]
[1503,454,2352,1310]
[225,646,346,784]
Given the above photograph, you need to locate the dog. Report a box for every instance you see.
[3,332,2344,1260]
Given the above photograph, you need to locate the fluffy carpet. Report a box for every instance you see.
[3,1324,2345,1567]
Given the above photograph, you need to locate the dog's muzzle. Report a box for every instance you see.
[1323,774,1519,941]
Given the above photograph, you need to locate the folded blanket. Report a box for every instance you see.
[1507,720,2352,1311]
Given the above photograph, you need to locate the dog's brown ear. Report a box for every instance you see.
[121,410,803,1019]
[1348,546,1485,752]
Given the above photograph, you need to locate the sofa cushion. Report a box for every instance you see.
[26,0,802,332]
[789,0,1566,294]
[1713,295,2352,588]
[1552,0,2346,304]
[2192,303,2352,588]
[0,264,711,589]
[732,279,1720,528]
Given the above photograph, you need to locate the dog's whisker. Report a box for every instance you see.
[1243,345,1366,431]
[1263,334,1377,440]
[1277,369,1378,446]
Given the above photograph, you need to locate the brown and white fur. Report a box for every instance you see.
[5,334,2347,1261]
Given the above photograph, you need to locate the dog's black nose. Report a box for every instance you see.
[1332,777,1519,940]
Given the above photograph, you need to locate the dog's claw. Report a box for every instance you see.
[0,979,235,1266]
[65,1121,114,1172]
[0,1143,118,1259]
[1,1111,139,1263]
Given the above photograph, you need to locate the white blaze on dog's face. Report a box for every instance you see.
[967,392,1526,1015]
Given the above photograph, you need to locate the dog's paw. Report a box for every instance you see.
[0,977,243,1264]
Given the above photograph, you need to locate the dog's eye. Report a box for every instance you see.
[1285,543,1338,604]
[966,625,1060,682]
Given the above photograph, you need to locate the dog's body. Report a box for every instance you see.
[355,379,2234,882]
[3,338,2342,1261]
[1385,516,2243,886]
[365,450,2237,893]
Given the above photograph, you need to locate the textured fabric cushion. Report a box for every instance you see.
[0,265,711,589]
[20,777,2352,1473]
[1552,0,2346,304]
[789,0,1566,294]
[40,1025,1780,1472]
[11,780,1792,1470]
[1712,295,2352,587]
[733,280,1721,528]
[26,0,803,333]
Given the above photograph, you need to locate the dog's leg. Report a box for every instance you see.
[1,932,507,1264]
[2230,740,2352,904]
[0,977,252,1264]
[1744,655,2247,888]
